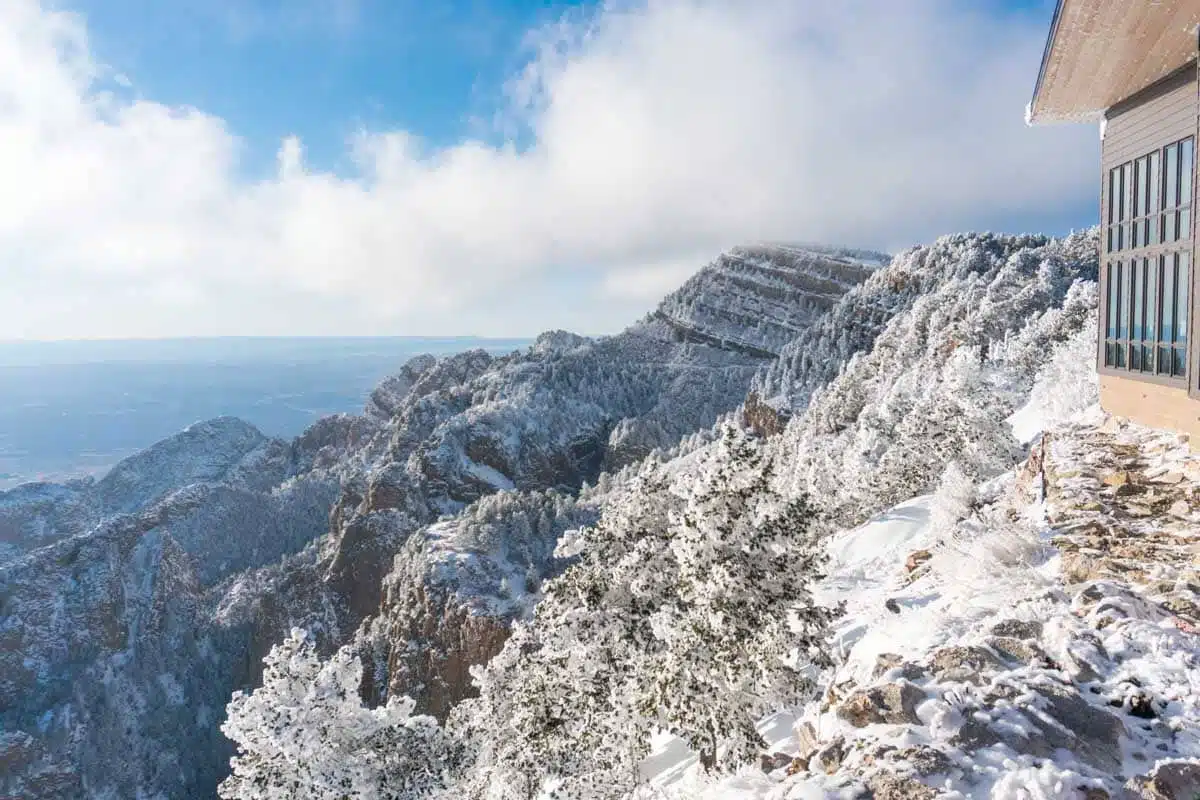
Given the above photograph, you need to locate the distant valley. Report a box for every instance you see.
[0,337,529,490]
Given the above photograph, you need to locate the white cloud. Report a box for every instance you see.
[600,254,719,302]
[0,0,1096,339]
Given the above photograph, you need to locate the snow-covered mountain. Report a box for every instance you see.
[218,227,1200,800]
[0,243,873,799]
[19,228,1190,800]
[656,243,887,358]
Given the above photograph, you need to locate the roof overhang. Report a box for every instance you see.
[1028,0,1200,125]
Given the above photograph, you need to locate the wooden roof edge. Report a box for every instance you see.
[1027,0,1067,126]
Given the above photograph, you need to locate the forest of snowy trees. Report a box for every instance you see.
[218,230,1100,799]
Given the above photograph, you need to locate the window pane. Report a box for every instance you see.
[1161,255,1175,345]
[1182,208,1192,240]
[1159,345,1171,374]
[1123,163,1133,221]
[1109,168,1117,223]
[1148,155,1156,213]
[1133,259,1145,341]
[1174,347,1187,377]
[1181,137,1193,207]
[1116,343,1127,368]
[1147,149,1156,219]
[1147,256,1159,344]
[1106,263,1117,338]
[1135,158,1146,218]
[1167,143,1179,208]
[1142,344,1154,372]
[1131,344,1143,370]
[1164,211,1176,242]
[1113,262,1123,338]
[1177,252,1190,346]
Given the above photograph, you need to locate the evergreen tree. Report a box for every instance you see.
[456,428,841,793]
[220,630,464,800]
[637,426,840,771]
[453,464,676,799]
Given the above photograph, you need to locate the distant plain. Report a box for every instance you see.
[0,337,531,489]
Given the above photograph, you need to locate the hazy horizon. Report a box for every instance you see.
[0,336,532,490]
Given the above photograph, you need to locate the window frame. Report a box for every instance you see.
[1099,134,1196,390]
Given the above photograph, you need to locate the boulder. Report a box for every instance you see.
[1125,761,1200,799]
[816,738,846,775]
[990,618,1043,640]
[952,683,1124,774]
[986,635,1047,666]
[793,720,819,760]
[864,772,938,800]
[905,549,933,573]
[1027,683,1126,774]
[872,653,927,681]
[837,682,925,728]
[759,751,793,772]
[929,645,1004,683]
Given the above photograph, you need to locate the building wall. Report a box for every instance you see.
[1102,66,1197,167]
[1100,373,1200,443]
[1097,62,1200,433]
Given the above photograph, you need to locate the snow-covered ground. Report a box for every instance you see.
[639,408,1200,799]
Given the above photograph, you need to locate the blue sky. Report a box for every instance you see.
[70,0,594,176]
[1,0,1096,339]
[71,0,1059,177]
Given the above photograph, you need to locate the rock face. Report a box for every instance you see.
[836,682,924,727]
[0,479,99,564]
[0,419,353,799]
[0,417,303,566]
[656,243,887,358]
[0,243,874,798]
[321,244,882,721]
[1126,761,1200,799]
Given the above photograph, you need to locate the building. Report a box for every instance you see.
[1028,0,1200,438]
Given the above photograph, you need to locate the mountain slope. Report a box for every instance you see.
[213,229,1111,799]
[772,230,1099,526]
[0,243,871,799]
[662,354,1200,798]
[656,243,887,358]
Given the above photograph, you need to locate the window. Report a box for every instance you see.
[1103,135,1194,382]
[1130,152,1159,247]
[1166,252,1189,378]
[1105,253,1189,378]
[1106,136,1192,252]
[1162,137,1194,243]
[1107,163,1130,252]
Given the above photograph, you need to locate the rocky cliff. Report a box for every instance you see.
[0,243,875,798]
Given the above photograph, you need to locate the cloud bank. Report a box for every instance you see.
[0,0,1097,338]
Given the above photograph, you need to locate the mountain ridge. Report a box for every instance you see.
[0,241,875,799]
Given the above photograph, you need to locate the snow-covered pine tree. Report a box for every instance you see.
[637,425,840,771]
[220,629,464,800]
[452,464,678,799]
[454,429,841,792]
